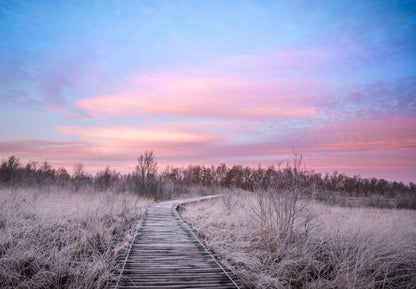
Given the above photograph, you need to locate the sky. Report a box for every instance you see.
[0,0,415,183]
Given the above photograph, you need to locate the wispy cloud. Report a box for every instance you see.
[56,125,221,152]
[37,47,95,111]
[75,74,317,119]
[0,45,95,111]
[0,139,82,151]
[297,118,416,153]
[0,140,89,168]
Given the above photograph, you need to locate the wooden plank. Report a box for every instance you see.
[112,196,242,289]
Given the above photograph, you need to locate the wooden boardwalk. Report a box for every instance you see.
[113,196,241,289]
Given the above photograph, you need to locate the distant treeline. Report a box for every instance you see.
[1,153,415,207]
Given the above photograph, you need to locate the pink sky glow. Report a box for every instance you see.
[1,1,415,183]
[1,72,415,183]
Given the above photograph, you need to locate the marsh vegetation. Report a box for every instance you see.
[1,153,415,288]
[0,188,151,288]
[182,192,416,288]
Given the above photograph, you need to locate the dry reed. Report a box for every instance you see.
[0,187,152,289]
[182,190,416,289]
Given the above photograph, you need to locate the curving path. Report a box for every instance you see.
[113,196,241,289]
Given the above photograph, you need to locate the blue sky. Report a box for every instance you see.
[0,0,415,182]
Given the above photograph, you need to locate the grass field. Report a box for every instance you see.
[2,184,415,288]
[0,187,152,289]
[181,190,416,289]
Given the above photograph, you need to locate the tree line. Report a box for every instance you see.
[1,152,415,207]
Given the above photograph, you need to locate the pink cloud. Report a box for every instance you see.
[0,140,94,171]
[75,74,317,119]
[56,125,221,153]
[299,118,416,153]
[184,117,415,181]
[0,140,83,154]
[53,117,414,166]
[1,116,415,182]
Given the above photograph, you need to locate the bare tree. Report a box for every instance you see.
[73,163,85,192]
[135,151,158,198]
[0,156,19,182]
